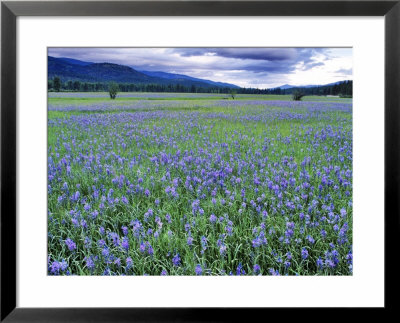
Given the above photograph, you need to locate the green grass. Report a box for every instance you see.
[48,93,352,105]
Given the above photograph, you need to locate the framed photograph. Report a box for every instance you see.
[1,0,399,321]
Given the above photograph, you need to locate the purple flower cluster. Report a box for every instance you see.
[48,96,352,276]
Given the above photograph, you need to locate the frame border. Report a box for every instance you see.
[1,1,399,321]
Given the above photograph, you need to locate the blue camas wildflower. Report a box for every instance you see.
[65,238,76,251]
[195,264,203,275]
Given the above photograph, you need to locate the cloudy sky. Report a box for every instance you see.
[48,47,352,89]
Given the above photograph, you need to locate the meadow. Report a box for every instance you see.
[48,92,353,276]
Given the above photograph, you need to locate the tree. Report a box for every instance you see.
[73,81,81,91]
[67,80,73,91]
[230,89,237,99]
[53,76,61,92]
[109,82,119,99]
[292,90,305,101]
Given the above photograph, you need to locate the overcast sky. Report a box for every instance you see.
[48,47,352,89]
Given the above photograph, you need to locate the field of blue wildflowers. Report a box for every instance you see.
[48,93,352,276]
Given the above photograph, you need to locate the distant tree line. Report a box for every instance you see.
[48,77,352,97]
[241,80,353,97]
[48,78,236,94]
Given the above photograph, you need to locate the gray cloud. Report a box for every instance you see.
[335,68,353,75]
[172,48,298,61]
[171,47,328,73]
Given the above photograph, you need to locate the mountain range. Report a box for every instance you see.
[138,70,239,89]
[276,81,347,90]
[48,56,239,89]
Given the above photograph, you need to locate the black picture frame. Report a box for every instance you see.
[1,0,399,321]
